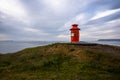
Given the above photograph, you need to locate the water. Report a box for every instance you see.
[88,41,120,46]
[0,41,120,54]
[0,41,55,54]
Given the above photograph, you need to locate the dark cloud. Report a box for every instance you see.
[88,0,120,9]
[85,11,120,25]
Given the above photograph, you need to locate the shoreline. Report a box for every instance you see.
[0,42,120,54]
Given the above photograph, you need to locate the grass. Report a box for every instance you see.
[0,43,120,80]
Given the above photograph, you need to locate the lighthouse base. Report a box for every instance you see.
[68,42,97,46]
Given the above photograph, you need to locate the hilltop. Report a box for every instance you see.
[0,43,120,80]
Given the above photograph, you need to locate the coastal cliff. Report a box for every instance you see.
[0,43,120,80]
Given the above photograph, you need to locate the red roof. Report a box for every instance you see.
[70,24,80,30]
[72,24,78,26]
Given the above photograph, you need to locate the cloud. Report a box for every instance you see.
[0,0,120,41]
[57,34,69,39]
[91,8,120,20]
[81,19,120,40]
[42,0,67,14]
[0,0,31,25]
[0,34,9,40]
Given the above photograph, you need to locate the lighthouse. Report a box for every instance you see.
[70,24,80,43]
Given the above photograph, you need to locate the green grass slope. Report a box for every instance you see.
[0,43,120,80]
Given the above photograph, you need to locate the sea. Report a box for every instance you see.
[0,41,120,54]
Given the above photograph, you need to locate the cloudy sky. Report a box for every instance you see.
[0,0,120,41]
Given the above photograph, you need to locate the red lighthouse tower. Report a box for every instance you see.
[70,24,80,43]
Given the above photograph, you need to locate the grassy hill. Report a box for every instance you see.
[0,43,120,80]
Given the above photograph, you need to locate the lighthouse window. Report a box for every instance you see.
[71,33,75,36]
